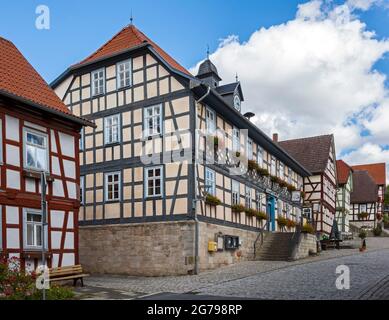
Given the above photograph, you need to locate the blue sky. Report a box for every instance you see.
[1,0,388,83]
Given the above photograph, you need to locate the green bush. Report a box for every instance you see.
[359,230,367,240]
[373,225,382,237]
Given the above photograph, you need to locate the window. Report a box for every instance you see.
[105,172,121,201]
[247,138,253,160]
[117,60,132,89]
[278,200,283,215]
[271,158,276,176]
[255,191,261,211]
[257,147,263,167]
[232,180,240,205]
[279,163,284,180]
[205,168,216,196]
[24,210,47,249]
[360,204,367,212]
[104,114,121,144]
[24,129,48,172]
[80,176,85,205]
[145,166,163,197]
[144,105,162,137]
[92,68,105,96]
[232,127,240,152]
[206,108,216,134]
[288,168,292,184]
[245,186,252,209]
[80,128,84,151]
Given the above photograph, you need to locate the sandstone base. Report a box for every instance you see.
[79,220,260,276]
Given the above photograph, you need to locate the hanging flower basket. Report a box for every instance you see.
[205,194,221,206]
[301,223,315,234]
[231,204,246,213]
[245,208,257,217]
[256,167,269,177]
[255,211,268,221]
[277,215,288,227]
[247,160,259,172]
[287,184,297,192]
[286,219,297,230]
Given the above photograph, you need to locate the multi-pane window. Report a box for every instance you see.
[80,128,84,151]
[279,163,284,180]
[255,191,261,211]
[257,147,263,167]
[245,187,252,209]
[92,68,105,96]
[271,158,276,176]
[104,114,121,144]
[205,168,216,196]
[360,204,367,212]
[144,105,162,137]
[105,172,121,201]
[25,210,44,248]
[145,166,163,197]
[232,180,240,205]
[247,138,253,160]
[25,129,48,171]
[206,108,216,134]
[232,127,240,152]
[288,168,292,184]
[117,60,131,88]
[80,176,85,205]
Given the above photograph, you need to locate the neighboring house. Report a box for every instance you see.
[351,163,386,218]
[0,37,91,271]
[52,24,311,276]
[335,160,353,233]
[350,170,378,228]
[278,135,338,236]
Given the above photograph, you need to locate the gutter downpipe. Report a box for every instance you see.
[193,84,211,275]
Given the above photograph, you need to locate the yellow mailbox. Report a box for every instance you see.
[208,241,218,252]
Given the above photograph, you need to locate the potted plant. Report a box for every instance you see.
[287,184,297,192]
[358,212,369,221]
[256,167,269,177]
[245,208,257,217]
[205,194,222,206]
[286,219,297,230]
[373,225,382,237]
[270,175,279,184]
[247,160,259,173]
[279,180,288,189]
[301,223,315,234]
[231,204,246,213]
[277,215,288,230]
[255,211,268,221]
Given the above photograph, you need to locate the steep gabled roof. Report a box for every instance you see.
[0,37,71,115]
[278,135,334,174]
[216,82,244,101]
[351,170,378,204]
[351,163,386,186]
[337,160,353,185]
[76,24,191,76]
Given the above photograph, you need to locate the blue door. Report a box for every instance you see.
[267,197,276,232]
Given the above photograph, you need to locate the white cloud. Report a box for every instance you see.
[190,0,389,183]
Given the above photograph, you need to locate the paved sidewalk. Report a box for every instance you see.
[75,237,389,300]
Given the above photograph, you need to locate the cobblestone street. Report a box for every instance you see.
[76,237,389,300]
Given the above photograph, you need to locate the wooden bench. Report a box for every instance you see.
[49,265,89,287]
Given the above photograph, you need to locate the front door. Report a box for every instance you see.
[267,197,276,232]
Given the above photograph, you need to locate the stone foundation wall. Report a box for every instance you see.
[79,220,260,276]
[291,233,318,260]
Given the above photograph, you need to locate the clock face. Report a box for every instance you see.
[234,95,241,111]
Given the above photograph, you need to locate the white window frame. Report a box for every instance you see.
[232,180,240,205]
[245,186,252,209]
[80,128,84,151]
[117,59,132,89]
[205,168,216,196]
[145,166,164,198]
[206,107,216,135]
[257,146,263,167]
[104,171,121,202]
[23,208,47,250]
[247,138,253,160]
[360,204,367,212]
[144,104,163,138]
[271,157,276,176]
[232,127,240,152]
[23,128,49,172]
[104,114,121,145]
[279,163,284,180]
[91,68,105,96]
[80,176,85,205]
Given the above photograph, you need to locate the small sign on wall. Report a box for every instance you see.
[217,236,224,251]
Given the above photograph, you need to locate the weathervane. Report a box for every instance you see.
[130,10,134,25]
[206,45,210,60]
[235,72,239,82]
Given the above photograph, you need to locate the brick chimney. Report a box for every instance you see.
[273,133,279,142]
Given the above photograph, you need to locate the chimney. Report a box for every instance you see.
[273,133,279,142]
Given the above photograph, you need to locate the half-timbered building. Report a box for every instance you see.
[335,160,353,233]
[278,135,338,236]
[350,170,378,228]
[0,37,91,271]
[52,24,310,276]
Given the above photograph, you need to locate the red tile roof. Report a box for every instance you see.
[351,170,378,204]
[0,37,72,115]
[351,163,386,186]
[76,24,191,76]
[336,160,353,185]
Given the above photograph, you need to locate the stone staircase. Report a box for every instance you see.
[255,232,296,261]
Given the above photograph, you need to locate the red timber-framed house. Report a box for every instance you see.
[0,37,92,271]
[278,135,338,236]
[349,163,386,227]
[51,24,310,276]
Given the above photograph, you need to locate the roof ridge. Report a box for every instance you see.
[279,134,333,143]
